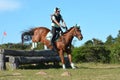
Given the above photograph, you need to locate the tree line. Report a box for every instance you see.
[0,30,120,63]
[73,30,120,63]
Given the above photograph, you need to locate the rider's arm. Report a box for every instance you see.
[61,16,66,27]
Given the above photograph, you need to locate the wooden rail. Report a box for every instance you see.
[0,49,58,57]
[0,49,64,70]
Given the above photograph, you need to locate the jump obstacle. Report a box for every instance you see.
[0,49,68,70]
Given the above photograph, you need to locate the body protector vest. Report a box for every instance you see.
[51,14,62,23]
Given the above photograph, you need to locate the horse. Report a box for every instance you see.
[21,27,50,49]
[21,25,83,69]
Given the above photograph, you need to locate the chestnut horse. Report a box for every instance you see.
[21,25,83,69]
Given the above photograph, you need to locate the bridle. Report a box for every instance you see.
[74,27,81,38]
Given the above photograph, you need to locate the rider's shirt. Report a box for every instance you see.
[51,14,63,28]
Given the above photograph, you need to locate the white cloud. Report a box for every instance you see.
[0,0,21,11]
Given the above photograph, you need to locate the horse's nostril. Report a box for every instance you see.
[79,36,83,40]
[81,37,83,40]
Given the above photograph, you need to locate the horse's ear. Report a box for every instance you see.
[74,24,80,29]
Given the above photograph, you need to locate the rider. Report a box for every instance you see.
[51,7,67,51]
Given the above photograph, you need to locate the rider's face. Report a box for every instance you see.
[56,10,60,14]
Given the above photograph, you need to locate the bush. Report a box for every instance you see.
[72,46,110,63]
[110,46,120,63]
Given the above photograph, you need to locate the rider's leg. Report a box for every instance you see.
[51,27,57,51]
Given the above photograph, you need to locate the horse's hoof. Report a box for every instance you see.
[62,64,66,69]
[72,67,76,69]
[63,67,66,69]
[71,63,76,69]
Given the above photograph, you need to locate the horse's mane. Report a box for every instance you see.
[63,27,74,34]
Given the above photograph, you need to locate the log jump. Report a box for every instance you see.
[0,49,58,56]
[0,49,68,70]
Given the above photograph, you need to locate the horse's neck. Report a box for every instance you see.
[62,30,74,45]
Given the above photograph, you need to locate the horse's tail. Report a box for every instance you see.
[21,28,35,45]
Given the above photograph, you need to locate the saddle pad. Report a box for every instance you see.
[46,31,52,40]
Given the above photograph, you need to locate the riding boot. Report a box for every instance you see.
[51,42,57,52]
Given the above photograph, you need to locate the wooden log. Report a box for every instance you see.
[8,56,62,70]
[0,49,58,57]
[17,56,61,64]
[0,49,69,70]
[0,49,6,70]
[5,56,9,62]
[9,56,69,64]
[9,56,19,70]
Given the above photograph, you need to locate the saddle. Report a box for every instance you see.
[46,26,67,41]
[46,31,63,41]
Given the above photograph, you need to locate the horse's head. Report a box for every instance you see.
[73,24,83,40]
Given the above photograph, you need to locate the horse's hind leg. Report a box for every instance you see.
[34,42,37,48]
[44,45,48,50]
[31,42,37,49]
[31,42,34,49]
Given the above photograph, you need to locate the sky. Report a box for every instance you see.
[0,0,120,47]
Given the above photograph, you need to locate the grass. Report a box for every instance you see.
[0,63,120,80]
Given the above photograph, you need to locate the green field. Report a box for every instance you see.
[0,63,120,80]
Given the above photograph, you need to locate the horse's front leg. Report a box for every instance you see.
[67,54,76,69]
[59,50,66,69]
[66,50,76,69]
